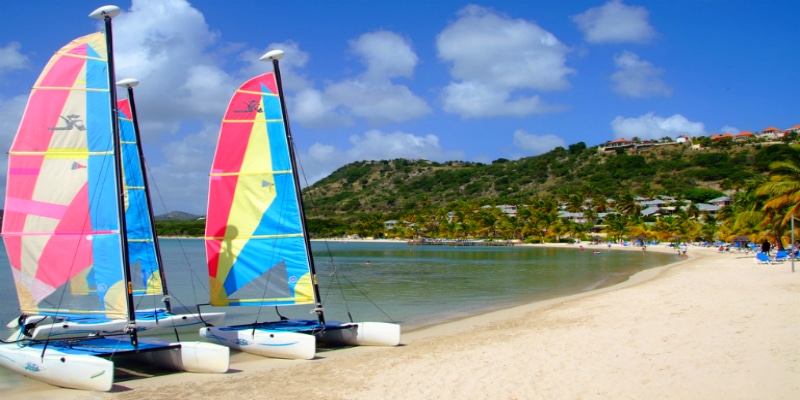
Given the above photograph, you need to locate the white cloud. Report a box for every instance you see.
[437,5,573,118]
[288,31,430,127]
[611,113,706,140]
[290,87,351,128]
[237,41,313,91]
[110,0,235,136]
[0,42,28,75]
[351,31,418,80]
[720,125,740,134]
[324,79,431,125]
[512,130,566,155]
[572,0,657,44]
[611,51,671,98]
[298,130,464,183]
[146,123,220,214]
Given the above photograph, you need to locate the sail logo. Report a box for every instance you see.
[48,114,86,131]
[233,100,262,113]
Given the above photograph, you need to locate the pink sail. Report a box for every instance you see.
[2,32,126,318]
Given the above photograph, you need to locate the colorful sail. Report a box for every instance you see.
[205,73,314,307]
[1,32,127,319]
[118,99,163,295]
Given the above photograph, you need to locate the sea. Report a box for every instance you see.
[0,239,678,389]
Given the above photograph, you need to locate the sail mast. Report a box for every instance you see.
[116,78,172,313]
[260,50,326,325]
[89,5,139,347]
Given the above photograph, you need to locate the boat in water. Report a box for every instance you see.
[0,5,229,391]
[198,49,400,359]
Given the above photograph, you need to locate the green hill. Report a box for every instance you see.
[302,140,793,221]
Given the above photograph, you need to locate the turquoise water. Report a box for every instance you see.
[0,239,677,388]
[0,239,678,330]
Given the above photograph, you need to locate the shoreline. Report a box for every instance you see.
[8,242,800,399]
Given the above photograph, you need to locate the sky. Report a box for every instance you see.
[0,0,798,215]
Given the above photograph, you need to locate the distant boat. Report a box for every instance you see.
[0,5,228,391]
[199,49,400,359]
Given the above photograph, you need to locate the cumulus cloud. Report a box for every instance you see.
[298,130,464,183]
[611,51,671,97]
[146,123,220,214]
[572,0,657,44]
[110,0,235,135]
[512,130,566,155]
[0,42,28,75]
[352,31,418,80]
[237,41,313,91]
[290,31,431,127]
[611,113,705,140]
[437,5,572,118]
[720,125,740,134]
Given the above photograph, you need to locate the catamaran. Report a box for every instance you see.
[198,49,400,359]
[16,81,227,340]
[0,5,228,391]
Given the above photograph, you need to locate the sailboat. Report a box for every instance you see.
[198,49,400,360]
[0,5,229,391]
[15,81,227,340]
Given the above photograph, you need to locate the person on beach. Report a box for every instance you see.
[642,245,646,253]
[680,242,688,258]
[761,240,771,256]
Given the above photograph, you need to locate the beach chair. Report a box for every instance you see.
[754,252,772,265]
[773,251,788,263]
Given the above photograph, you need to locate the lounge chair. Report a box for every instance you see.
[754,252,772,265]
[773,250,788,263]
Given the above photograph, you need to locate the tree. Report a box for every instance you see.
[756,144,800,248]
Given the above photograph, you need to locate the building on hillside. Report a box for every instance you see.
[708,196,732,207]
[759,126,784,139]
[598,138,634,152]
[735,131,754,141]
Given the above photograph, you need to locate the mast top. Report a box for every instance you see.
[116,78,139,88]
[89,5,121,19]
[259,49,285,62]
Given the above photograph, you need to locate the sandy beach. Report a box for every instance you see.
[7,243,799,399]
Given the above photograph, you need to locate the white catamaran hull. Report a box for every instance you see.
[128,340,230,373]
[0,343,114,391]
[17,311,226,340]
[199,326,316,360]
[317,322,402,347]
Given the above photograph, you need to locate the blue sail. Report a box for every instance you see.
[118,99,163,295]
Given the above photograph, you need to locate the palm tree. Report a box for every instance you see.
[757,144,800,248]
[615,192,641,219]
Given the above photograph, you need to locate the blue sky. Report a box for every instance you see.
[0,0,797,215]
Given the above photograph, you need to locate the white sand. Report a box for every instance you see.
[10,244,800,399]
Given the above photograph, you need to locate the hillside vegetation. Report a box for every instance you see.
[152,138,800,245]
[302,140,788,220]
